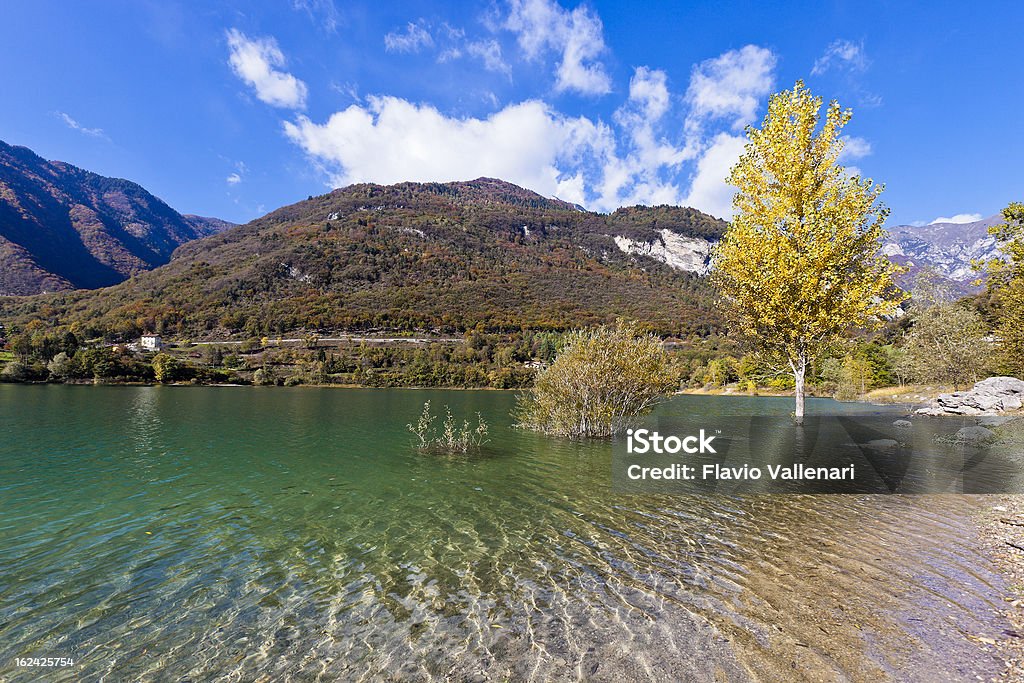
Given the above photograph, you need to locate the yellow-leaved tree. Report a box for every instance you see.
[980,202,1024,376]
[713,81,904,423]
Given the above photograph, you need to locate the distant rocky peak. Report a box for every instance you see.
[883,214,1003,293]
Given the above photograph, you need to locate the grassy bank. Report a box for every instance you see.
[681,383,957,406]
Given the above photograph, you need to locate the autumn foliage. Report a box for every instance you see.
[713,81,904,421]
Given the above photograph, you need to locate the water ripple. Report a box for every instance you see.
[0,385,1009,681]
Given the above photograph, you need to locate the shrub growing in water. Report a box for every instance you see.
[515,320,678,438]
[407,401,489,453]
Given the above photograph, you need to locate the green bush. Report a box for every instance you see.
[152,353,182,383]
[252,367,273,385]
[47,352,73,380]
[1,360,31,382]
[902,303,990,389]
[515,320,678,438]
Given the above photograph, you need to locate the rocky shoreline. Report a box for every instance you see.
[892,380,1024,680]
[955,411,1024,681]
[977,495,1024,681]
[916,377,1024,417]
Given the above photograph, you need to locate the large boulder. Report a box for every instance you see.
[916,377,1024,416]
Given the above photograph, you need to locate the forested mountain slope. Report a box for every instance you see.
[0,140,231,295]
[0,178,726,338]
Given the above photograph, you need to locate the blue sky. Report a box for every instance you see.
[1,1,1021,226]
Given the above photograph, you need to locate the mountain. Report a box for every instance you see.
[183,214,236,235]
[2,167,1000,339]
[0,179,726,338]
[883,215,1002,295]
[0,140,233,295]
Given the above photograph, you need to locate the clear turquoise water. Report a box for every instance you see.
[0,385,1009,681]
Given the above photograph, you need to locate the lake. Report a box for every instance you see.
[0,385,1010,681]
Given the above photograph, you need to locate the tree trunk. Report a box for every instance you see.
[793,358,806,425]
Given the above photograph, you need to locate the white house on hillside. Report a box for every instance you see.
[140,334,165,351]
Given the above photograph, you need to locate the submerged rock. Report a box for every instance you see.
[863,438,900,453]
[916,377,1024,416]
[952,426,997,444]
[977,415,1018,427]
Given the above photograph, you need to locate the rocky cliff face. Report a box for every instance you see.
[613,229,715,275]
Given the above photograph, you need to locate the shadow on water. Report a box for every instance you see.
[0,385,1012,681]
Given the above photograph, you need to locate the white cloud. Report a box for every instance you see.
[441,23,465,40]
[283,97,613,207]
[812,39,868,76]
[437,47,462,62]
[605,67,689,206]
[839,135,871,160]
[683,133,746,220]
[292,0,341,33]
[225,160,247,186]
[930,213,982,225]
[858,92,883,108]
[281,81,721,216]
[430,31,509,77]
[685,45,776,131]
[839,136,870,178]
[811,40,880,108]
[626,66,670,121]
[504,0,611,95]
[55,111,105,138]
[675,45,777,218]
[330,80,361,102]
[226,29,308,109]
[466,40,511,76]
[250,28,781,219]
[384,20,434,53]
